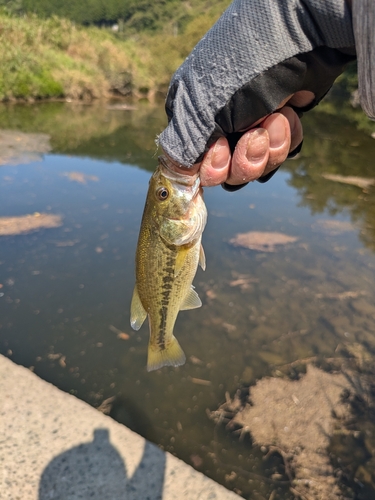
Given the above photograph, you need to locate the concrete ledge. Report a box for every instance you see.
[0,355,239,500]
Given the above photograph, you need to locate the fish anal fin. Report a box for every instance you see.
[180,286,202,311]
[199,244,206,271]
[130,285,147,331]
[147,336,186,372]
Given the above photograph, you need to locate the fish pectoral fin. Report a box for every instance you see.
[147,336,186,372]
[199,244,206,271]
[130,285,147,331]
[180,286,202,310]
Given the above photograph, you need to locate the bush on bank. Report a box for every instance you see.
[0,8,221,101]
[0,7,360,105]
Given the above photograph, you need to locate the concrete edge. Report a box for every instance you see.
[0,354,239,500]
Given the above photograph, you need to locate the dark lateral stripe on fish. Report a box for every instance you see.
[157,306,167,350]
[156,255,176,350]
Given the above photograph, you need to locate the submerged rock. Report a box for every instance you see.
[322,173,375,190]
[229,231,298,252]
[62,171,99,184]
[0,213,62,235]
[212,365,355,499]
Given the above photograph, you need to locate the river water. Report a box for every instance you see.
[1,100,375,499]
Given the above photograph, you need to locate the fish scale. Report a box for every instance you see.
[130,159,207,371]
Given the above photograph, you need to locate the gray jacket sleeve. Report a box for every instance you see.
[353,0,375,120]
[158,0,356,168]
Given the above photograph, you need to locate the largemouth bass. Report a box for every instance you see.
[130,157,207,372]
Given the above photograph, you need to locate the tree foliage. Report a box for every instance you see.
[8,0,229,33]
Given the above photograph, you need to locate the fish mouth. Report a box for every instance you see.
[158,156,200,187]
[158,155,202,202]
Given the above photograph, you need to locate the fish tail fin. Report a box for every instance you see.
[147,336,186,372]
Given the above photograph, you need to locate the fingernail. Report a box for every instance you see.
[246,129,268,163]
[211,137,229,169]
[268,118,287,148]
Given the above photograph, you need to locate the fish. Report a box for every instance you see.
[130,156,207,372]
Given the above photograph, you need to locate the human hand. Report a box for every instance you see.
[159,0,355,187]
[164,91,311,188]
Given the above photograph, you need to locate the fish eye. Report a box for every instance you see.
[156,187,169,201]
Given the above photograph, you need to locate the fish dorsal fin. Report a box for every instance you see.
[130,285,147,331]
[180,286,202,311]
[199,244,206,271]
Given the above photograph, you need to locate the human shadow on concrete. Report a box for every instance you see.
[38,428,166,500]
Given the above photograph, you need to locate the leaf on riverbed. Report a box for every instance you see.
[229,231,298,252]
[62,171,99,184]
[222,322,237,334]
[189,355,203,365]
[96,396,115,415]
[190,377,211,386]
[229,274,259,291]
[322,173,375,190]
[190,454,203,468]
[0,213,63,236]
[315,290,366,300]
[109,324,130,340]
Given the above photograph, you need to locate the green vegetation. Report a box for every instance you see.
[0,12,130,100]
[0,0,369,138]
[1,0,228,32]
[0,1,229,101]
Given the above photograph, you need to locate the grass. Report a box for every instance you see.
[0,7,226,101]
[0,5,363,112]
[0,12,134,100]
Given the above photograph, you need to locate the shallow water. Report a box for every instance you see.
[1,101,375,499]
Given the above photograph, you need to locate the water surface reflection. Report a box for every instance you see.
[1,101,375,499]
